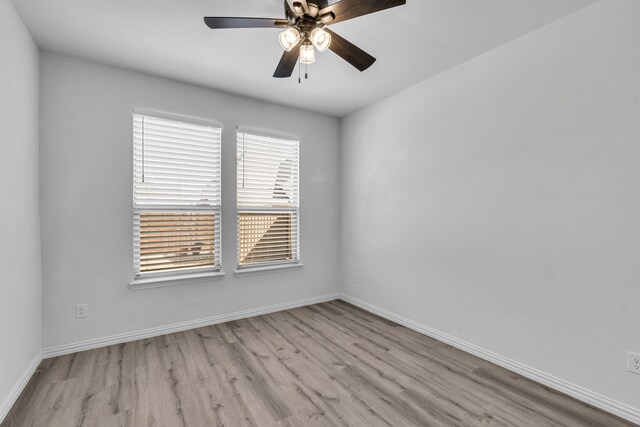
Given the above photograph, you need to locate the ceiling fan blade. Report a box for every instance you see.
[319,0,405,25]
[325,29,376,72]
[204,17,288,29]
[273,45,301,78]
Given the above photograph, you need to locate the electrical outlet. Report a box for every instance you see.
[76,304,88,319]
[628,352,640,375]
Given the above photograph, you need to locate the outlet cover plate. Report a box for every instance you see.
[76,304,88,319]
[628,352,640,375]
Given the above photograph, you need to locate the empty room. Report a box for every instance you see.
[1,0,639,425]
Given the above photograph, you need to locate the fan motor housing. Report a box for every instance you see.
[286,1,330,40]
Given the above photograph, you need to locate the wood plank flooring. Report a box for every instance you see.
[2,301,636,426]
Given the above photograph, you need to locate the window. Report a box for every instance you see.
[133,113,222,278]
[237,131,299,269]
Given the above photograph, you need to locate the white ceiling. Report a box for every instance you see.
[11,0,597,117]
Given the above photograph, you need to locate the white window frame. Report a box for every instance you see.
[130,110,224,288]
[236,129,301,273]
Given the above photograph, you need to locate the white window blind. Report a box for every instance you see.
[133,113,222,276]
[237,131,299,268]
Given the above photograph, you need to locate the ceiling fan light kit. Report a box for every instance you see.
[300,43,316,64]
[279,27,302,51]
[204,0,406,79]
[310,27,331,52]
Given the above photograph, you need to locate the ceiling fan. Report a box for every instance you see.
[204,0,406,79]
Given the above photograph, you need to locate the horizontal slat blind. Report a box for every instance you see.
[134,114,221,276]
[134,212,217,273]
[237,132,299,267]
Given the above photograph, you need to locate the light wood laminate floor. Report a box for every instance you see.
[2,301,636,427]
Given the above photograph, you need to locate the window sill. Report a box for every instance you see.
[129,270,226,291]
[234,262,303,277]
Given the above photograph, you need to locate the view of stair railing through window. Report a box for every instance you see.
[139,212,216,273]
[239,213,293,265]
[237,131,299,268]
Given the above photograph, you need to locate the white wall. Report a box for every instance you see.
[341,0,640,412]
[39,52,340,349]
[0,0,42,416]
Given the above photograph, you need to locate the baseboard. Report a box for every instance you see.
[339,294,640,425]
[0,352,42,424]
[42,293,340,358]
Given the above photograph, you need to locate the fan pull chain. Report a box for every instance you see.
[298,57,301,84]
[305,62,308,80]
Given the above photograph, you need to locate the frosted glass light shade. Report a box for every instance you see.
[300,44,316,64]
[279,28,301,51]
[310,28,331,52]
